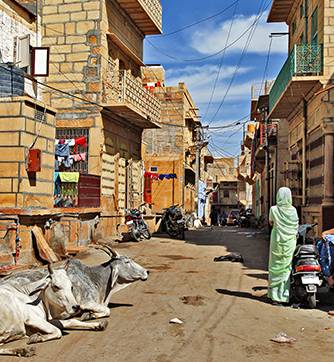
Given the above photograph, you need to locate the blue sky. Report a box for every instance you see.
[143,0,288,162]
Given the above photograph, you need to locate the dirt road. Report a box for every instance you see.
[3,226,334,361]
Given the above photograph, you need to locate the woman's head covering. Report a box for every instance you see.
[271,187,299,241]
[277,187,293,208]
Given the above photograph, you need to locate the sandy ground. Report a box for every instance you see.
[2,225,334,361]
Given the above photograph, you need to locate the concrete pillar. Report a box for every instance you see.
[322,132,334,206]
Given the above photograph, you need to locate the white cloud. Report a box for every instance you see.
[191,11,288,55]
[165,64,252,103]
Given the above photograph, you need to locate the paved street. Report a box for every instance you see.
[3,226,334,361]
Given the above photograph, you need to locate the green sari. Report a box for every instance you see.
[268,187,299,303]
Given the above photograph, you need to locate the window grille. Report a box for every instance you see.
[150,166,158,172]
[55,128,89,173]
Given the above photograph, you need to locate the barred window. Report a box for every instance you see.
[55,128,89,173]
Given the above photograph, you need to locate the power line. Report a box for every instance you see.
[207,0,271,125]
[150,1,239,38]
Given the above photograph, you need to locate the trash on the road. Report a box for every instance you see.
[291,303,301,308]
[328,311,334,315]
[170,318,183,324]
[325,327,334,331]
[214,252,243,263]
[270,332,296,343]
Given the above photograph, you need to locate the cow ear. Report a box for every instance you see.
[28,277,50,296]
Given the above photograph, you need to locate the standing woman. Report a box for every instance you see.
[268,187,299,305]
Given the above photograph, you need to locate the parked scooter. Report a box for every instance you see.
[124,203,151,242]
[290,223,322,308]
[161,204,186,240]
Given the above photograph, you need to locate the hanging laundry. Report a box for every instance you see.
[74,136,86,153]
[169,174,177,179]
[54,172,60,195]
[158,174,165,181]
[74,153,86,162]
[164,174,170,180]
[55,143,70,168]
[56,139,75,146]
[59,172,80,183]
[151,174,159,180]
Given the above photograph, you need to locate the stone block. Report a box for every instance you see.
[58,3,82,13]
[66,35,86,44]
[83,2,99,10]
[51,44,72,54]
[0,163,18,178]
[1,147,24,161]
[66,52,91,62]
[87,11,100,19]
[76,21,95,34]
[65,22,76,35]
[20,178,53,195]
[44,13,70,24]
[16,193,23,208]
[0,179,12,192]
[72,44,90,53]
[0,102,21,116]
[23,194,54,209]
[71,12,87,21]
[0,117,25,132]
[0,193,16,207]
[0,132,19,146]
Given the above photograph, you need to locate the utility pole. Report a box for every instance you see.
[195,126,200,217]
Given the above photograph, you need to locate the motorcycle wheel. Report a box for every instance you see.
[165,220,177,237]
[308,292,316,308]
[142,225,152,239]
[178,225,185,240]
[131,224,141,242]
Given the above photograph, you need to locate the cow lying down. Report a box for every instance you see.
[2,245,149,322]
[0,264,107,357]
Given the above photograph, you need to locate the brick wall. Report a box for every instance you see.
[0,97,56,209]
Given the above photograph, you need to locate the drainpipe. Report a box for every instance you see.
[265,107,271,235]
[303,0,308,44]
[274,144,278,205]
[182,162,185,210]
[302,99,307,206]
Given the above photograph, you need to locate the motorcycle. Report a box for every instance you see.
[162,204,186,240]
[290,223,322,308]
[124,203,152,242]
[219,216,227,227]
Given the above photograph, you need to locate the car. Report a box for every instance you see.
[227,209,240,225]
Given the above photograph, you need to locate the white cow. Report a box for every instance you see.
[0,264,108,357]
[2,245,149,322]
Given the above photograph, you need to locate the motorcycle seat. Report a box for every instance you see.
[296,244,319,256]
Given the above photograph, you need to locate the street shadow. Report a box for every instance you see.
[245,273,268,280]
[108,302,133,309]
[216,288,271,304]
[186,227,270,273]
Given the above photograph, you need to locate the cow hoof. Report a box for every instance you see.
[27,333,42,344]
[15,346,36,357]
[81,312,92,321]
[97,320,108,331]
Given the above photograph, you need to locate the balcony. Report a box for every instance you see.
[117,0,162,35]
[269,44,323,119]
[102,67,161,129]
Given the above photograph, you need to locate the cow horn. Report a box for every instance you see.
[94,244,118,258]
[64,260,70,271]
[47,263,53,275]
